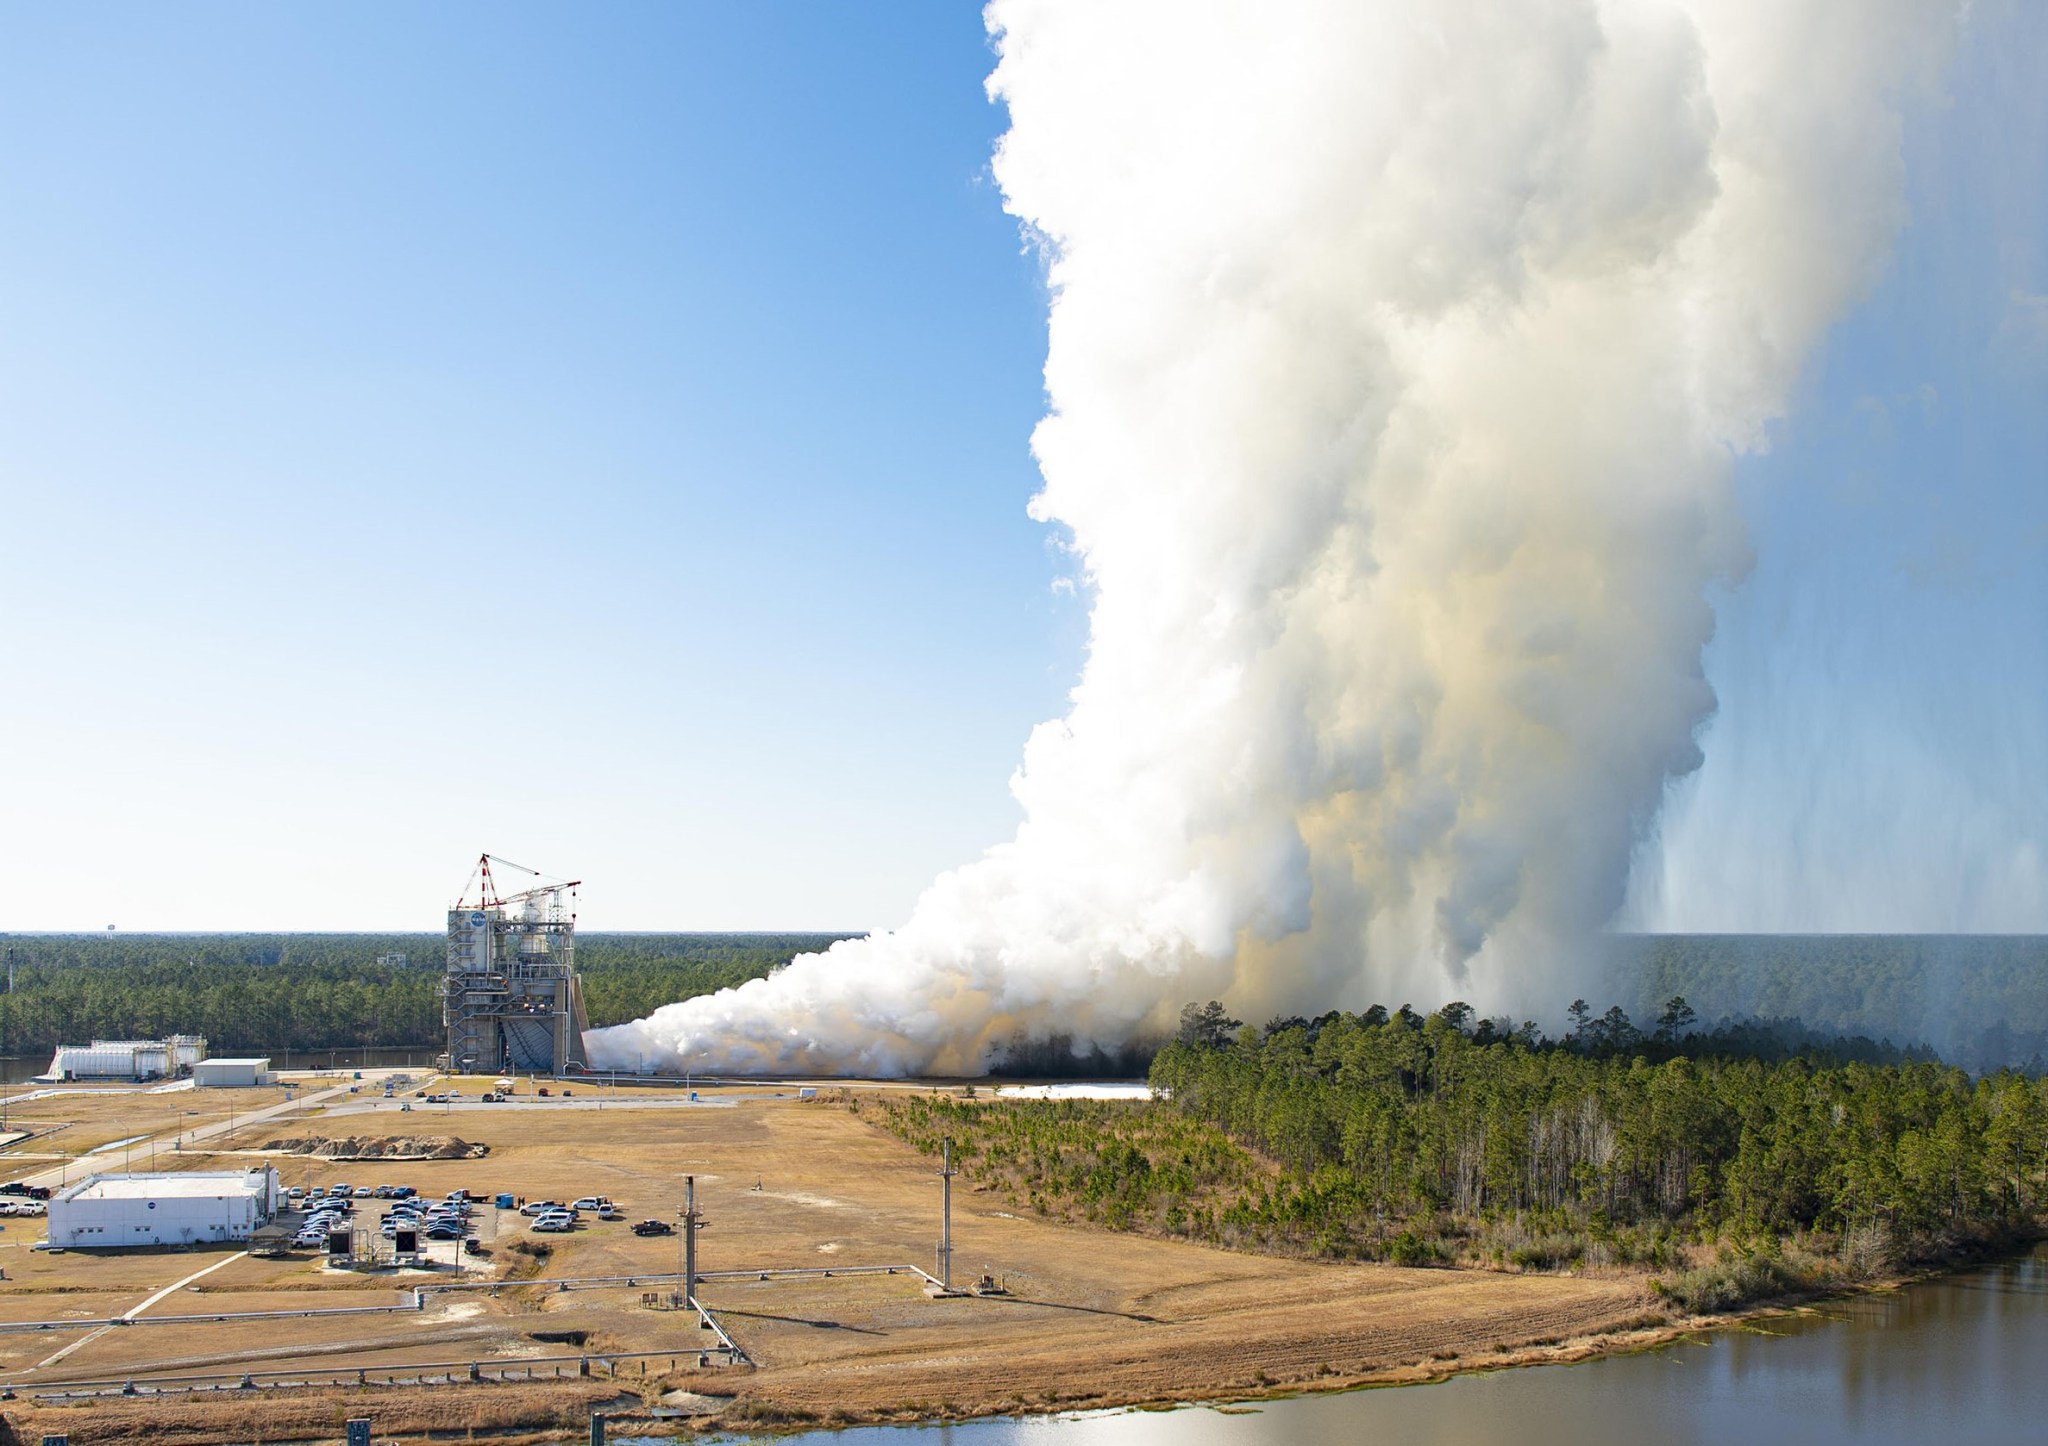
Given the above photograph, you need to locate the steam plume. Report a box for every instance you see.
[589,0,1956,1076]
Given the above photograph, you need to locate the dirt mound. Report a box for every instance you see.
[261,1134,489,1159]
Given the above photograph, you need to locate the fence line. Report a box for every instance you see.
[3,1348,738,1401]
[0,1301,419,1335]
[0,1258,955,1391]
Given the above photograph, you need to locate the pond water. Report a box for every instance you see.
[716,1243,2048,1446]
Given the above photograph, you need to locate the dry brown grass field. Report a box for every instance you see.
[0,1077,1667,1442]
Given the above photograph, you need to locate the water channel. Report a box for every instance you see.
[722,1243,2048,1446]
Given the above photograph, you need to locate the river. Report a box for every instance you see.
[734,1244,2048,1446]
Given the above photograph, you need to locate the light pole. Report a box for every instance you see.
[681,1176,703,1312]
[937,1137,956,1292]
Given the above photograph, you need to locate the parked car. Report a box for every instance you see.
[530,1216,572,1233]
[352,1186,373,1198]
[595,1206,624,1221]
[631,1219,674,1237]
[570,1196,608,1211]
[463,1237,488,1256]
[519,1200,561,1217]
[424,1223,465,1240]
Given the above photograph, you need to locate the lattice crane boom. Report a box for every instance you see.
[455,853,582,912]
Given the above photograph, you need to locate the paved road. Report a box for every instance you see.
[11,1081,361,1191]
[320,1095,750,1120]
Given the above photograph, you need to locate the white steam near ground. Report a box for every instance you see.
[589,0,1961,1076]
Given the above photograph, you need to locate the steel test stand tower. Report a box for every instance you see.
[441,853,590,1075]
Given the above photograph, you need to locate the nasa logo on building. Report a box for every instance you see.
[470,912,487,926]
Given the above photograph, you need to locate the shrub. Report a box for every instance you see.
[1385,1229,1441,1266]
[1651,1251,1806,1313]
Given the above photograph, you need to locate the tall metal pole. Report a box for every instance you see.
[937,1137,956,1291]
[683,1175,699,1310]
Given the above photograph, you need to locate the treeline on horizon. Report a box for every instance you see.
[0,933,855,1057]
[2,931,2044,1075]
[1605,933,2048,1075]
[873,997,2048,1311]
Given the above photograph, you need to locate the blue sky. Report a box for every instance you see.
[1,4,2040,932]
[1630,4,2047,933]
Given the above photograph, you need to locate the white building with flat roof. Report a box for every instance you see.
[48,1168,278,1249]
[191,1057,273,1088]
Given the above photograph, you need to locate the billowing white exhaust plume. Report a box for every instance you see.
[591,0,1955,1075]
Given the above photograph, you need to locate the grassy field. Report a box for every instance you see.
[0,1077,1670,1442]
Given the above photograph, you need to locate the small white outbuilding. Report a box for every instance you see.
[190,1057,274,1088]
[48,1167,279,1248]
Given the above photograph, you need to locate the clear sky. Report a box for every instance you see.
[2,3,2041,933]
[1625,3,2048,934]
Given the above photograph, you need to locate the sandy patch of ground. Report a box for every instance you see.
[0,1088,1668,1441]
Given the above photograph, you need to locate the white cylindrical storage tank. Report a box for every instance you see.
[48,1044,135,1077]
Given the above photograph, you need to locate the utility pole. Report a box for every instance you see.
[937,1136,956,1292]
[682,1175,703,1314]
